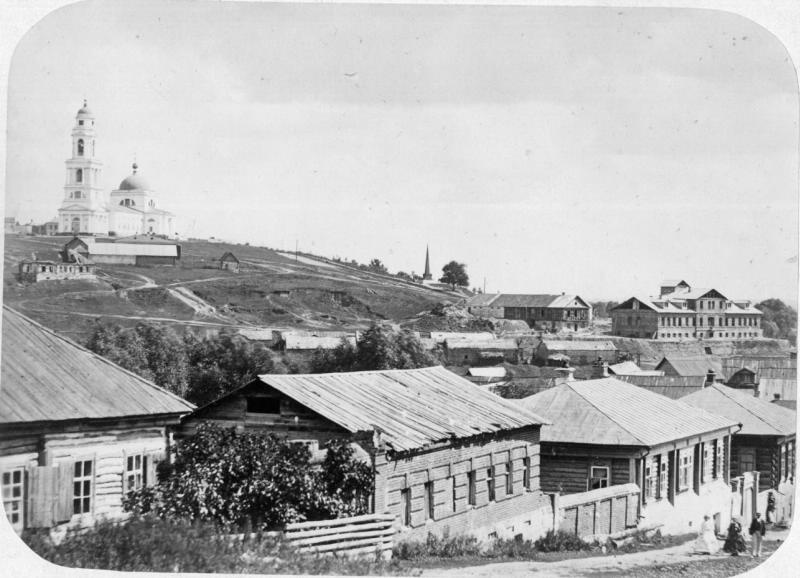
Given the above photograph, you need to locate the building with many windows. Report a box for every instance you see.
[610,281,763,340]
[56,102,177,236]
[466,293,592,331]
[0,307,194,534]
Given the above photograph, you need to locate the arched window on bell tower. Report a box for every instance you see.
[77,139,85,156]
[76,168,83,183]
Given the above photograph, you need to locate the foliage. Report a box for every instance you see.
[393,533,482,559]
[756,299,797,341]
[86,321,189,397]
[183,331,275,406]
[533,529,593,552]
[484,537,540,559]
[366,258,389,274]
[86,322,275,404]
[23,516,407,575]
[123,424,374,531]
[439,261,469,289]
[310,323,438,373]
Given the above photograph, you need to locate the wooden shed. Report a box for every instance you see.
[178,366,555,541]
[0,307,194,534]
[521,377,740,535]
[219,252,240,273]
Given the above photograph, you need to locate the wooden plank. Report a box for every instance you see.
[286,521,393,539]
[298,535,393,554]
[285,513,394,531]
[290,528,394,548]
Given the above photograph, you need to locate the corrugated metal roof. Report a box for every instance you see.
[542,340,617,352]
[465,294,502,307]
[608,361,664,376]
[446,338,518,350]
[467,367,507,378]
[257,366,550,452]
[615,374,707,392]
[629,386,707,400]
[548,294,590,309]
[682,385,796,437]
[0,307,194,425]
[521,377,737,447]
[284,335,356,350]
[656,356,723,377]
[431,332,495,344]
[87,241,179,257]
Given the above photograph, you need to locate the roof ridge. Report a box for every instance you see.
[711,384,782,435]
[566,379,648,445]
[2,305,194,410]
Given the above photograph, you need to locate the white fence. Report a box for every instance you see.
[283,513,396,558]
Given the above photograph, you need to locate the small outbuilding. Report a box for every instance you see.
[219,252,240,273]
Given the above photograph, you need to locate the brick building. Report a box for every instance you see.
[521,377,740,535]
[611,281,763,340]
[179,366,554,541]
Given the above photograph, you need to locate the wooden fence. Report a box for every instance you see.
[283,513,396,558]
[555,483,640,538]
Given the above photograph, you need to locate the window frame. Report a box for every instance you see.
[678,449,693,492]
[505,462,513,496]
[522,456,531,490]
[73,458,94,516]
[423,481,434,520]
[588,465,610,491]
[125,453,146,493]
[467,470,477,506]
[487,467,496,502]
[2,467,25,532]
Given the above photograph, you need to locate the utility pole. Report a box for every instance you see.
[483,277,486,293]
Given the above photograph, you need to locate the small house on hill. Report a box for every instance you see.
[179,366,554,541]
[0,307,194,534]
[219,252,240,273]
[73,236,181,266]
[682,385,796,523]
[534,340,617,366]
[445,337,520,366]
[521,377,740,534]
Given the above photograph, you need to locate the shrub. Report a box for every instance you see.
[533,529,593,553]
[485,536,539,559]
[23,516,408,575]
[393,533,482,559]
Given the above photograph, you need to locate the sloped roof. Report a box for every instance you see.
[548,294,590,309]
[284,335,356,350]
[721,356,796,381]
[682,385,796,437]
[656,356,723,377]
[467,367,507,378]
[447,338,518,350]
[542,340,617,352]
[492,294,559,308]
[0,307,194,426]
[608,361,664,376]
[615,374,707,392]
[466,293,502,307]
[520,377,737,447]
[220,251,239,263]
[254,366,550,452]
[661,279,689,287]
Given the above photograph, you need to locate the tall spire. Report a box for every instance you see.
[423,245,432,281]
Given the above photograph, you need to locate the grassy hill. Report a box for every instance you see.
[3,234,460,343]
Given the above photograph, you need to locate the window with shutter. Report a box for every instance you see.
[125,453,145,493]
[73,459,93,515]
[147,450,165,486]
[28,465,58,528]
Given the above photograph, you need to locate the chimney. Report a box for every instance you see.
[555,367,576,385]
[774,393,781,401]
[591,360,609,379]
[705,369,716,386]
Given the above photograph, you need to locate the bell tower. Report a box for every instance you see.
[58,101,107,234]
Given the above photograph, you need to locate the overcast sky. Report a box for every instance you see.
[4,1,798,302]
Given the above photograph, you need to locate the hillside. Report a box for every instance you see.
[3,235,461,343]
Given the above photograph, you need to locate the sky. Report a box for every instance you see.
[4,1,798,303]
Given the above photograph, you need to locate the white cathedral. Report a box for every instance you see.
[57,101,177,236]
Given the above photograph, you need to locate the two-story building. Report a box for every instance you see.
[466,294,592,331]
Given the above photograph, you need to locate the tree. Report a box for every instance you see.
[310,323,438,373]
[756,299,797,341]
[366,258,388,274]
[86,321,189,397]
[591,301,619,319]
[123,424,373,530]
[439,261,469,289]
[184,331,275,406]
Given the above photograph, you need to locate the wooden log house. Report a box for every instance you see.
[178,366,555,541]
[682,384,796,523]
[0,307,194,534]
[521,377,740,535]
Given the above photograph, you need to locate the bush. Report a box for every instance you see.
[533,529,593,553]
[485,536,539,559]
[23,516,408,575]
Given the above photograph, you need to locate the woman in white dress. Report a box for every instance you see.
[693,514,721,555]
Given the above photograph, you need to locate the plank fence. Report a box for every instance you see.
[283,513,396,558]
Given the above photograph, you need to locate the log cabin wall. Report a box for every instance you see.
[0,422,169,534]
[377,428,553,541]
[540,454,633,494]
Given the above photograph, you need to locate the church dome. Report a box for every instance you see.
[76,100,94,117]
[118,163,150,190]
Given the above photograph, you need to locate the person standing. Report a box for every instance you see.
[749,512,767,557]
[723,517,746,556]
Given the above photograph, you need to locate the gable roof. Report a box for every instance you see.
[608,361,664,376]
[220,251,239,263]
[682,385,796,437]
[252,366,549,452]
[466,293,502,307]
[614,374,707,398]
[520,377,738,447]
[656,356,723,377]
[0,307,194,426]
